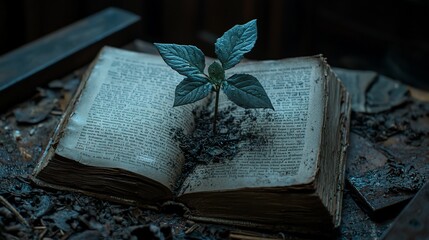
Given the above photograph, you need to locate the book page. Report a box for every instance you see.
[179,57,325,194]
[56,47,197,190]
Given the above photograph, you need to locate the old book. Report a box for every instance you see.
[32,46,351,235]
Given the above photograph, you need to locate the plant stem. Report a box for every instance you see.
[213,88,220,135]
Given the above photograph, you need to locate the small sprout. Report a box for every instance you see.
[155,19,274,134]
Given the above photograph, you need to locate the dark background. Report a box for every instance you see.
[1,0,428,89]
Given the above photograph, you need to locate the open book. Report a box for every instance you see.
[33,46,351,234]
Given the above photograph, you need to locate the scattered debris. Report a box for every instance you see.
[13,89,57,124]
[0,60,427,238]
[0,195,29,227]
[347,101,429,220]
[130,224,172,240]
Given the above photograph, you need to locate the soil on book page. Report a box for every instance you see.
[1,73,428,239]
[171,106,273,193]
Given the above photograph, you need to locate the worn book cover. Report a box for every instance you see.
[32,46,351,234]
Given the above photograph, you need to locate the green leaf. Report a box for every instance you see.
[208,61,225,84]
[215,19,257,70]
[154,43,205,78]
[174,76,212,107]
[222,74,274,110]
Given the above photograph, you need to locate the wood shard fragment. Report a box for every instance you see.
[381,182,429,240]
[0,195,30,227]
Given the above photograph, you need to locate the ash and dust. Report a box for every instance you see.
[349,101,429,196]
[171,105,274,190]
[349,160,425,196]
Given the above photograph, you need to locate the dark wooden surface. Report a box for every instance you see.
[0,7,140,112]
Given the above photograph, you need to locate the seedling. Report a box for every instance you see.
[155,19,274,134]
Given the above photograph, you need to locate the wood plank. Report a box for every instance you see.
[381,182,429,240]
[0,7,140,111]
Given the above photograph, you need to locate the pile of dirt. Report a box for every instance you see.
[171,106,272,190]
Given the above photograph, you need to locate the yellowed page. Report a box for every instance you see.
[179,57,325,194]
[56,47,197,190]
